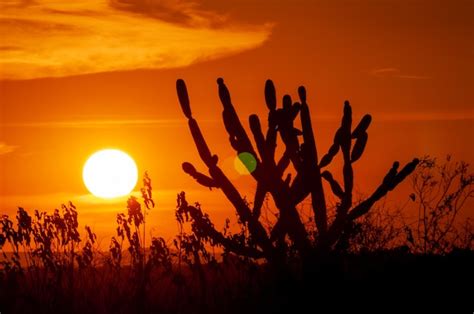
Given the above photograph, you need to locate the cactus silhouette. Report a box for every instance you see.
[176,78,419,261]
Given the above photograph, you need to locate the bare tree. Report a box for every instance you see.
[405,156,474,254]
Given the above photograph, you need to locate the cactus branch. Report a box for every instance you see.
[348,158,420,220]
[299,86,328,236]
[182,162,218,189]
[321,171,344,199]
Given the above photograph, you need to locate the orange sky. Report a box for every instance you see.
[1,0,473,243]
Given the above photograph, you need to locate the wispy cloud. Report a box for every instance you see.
[109,0,229,28]
[371,68,431,80]
[2,114,471,132]
[0,0,272,80]
[2,118,218,128]
[0,142,17,155]
[375,112,474,122]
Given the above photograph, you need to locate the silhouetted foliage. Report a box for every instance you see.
[341,203,407,253]
[341,155,474,254]
[406,155,474,254]
[1,168,473,313]
[1,202,95,272]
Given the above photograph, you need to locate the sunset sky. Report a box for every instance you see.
[1,0,473,242]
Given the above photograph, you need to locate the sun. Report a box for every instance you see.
[83,149,138,199]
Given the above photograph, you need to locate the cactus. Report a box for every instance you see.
[176,78,419,260]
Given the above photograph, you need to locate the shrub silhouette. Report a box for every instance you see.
[0,203,96,272]
[176,78,419,263]
[339,155,474,255]
[405,155,474,254]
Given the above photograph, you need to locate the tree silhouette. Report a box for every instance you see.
[177,78,418,262]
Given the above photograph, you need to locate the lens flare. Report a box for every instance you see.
[234,152,257,175]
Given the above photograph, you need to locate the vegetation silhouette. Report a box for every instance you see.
[0,79,473,313]
[177,78,419,265]
[1,158,473,314]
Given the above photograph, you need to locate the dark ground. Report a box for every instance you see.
[1,250,473,313]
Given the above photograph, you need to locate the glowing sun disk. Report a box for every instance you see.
[83,149,138,198]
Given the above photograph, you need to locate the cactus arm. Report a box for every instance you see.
[351,132,368,163]
[182,162,218,189]
[351,114,372,138]
[323,103,358,248]
[339,101,354,214]
[264,79,277,111]
[249,114,268,163]
[319,142,339,168]
[321,171,344,199]
[264,80,278,167]
[266,110,278,165]
[187,119,218,167]
[350,114,371,163]
[276,151,291,176]
[176,80,216,167]
[177,79,192,118]
[288,172,309,205]
[278,96,302,171]
[298,86,328,236]
[217,79,262,173]
[348,158,420,220]
[253,183,266,218]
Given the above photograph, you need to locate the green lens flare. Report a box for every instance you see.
[234,152,257,175]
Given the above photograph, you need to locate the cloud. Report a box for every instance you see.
[109,0,229,28]
[0,142,17,155]
[375,112,474,122]
[0,0,272,80]
[371,68,431,80]
[2,118,218,128]
[5,113,471,130]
